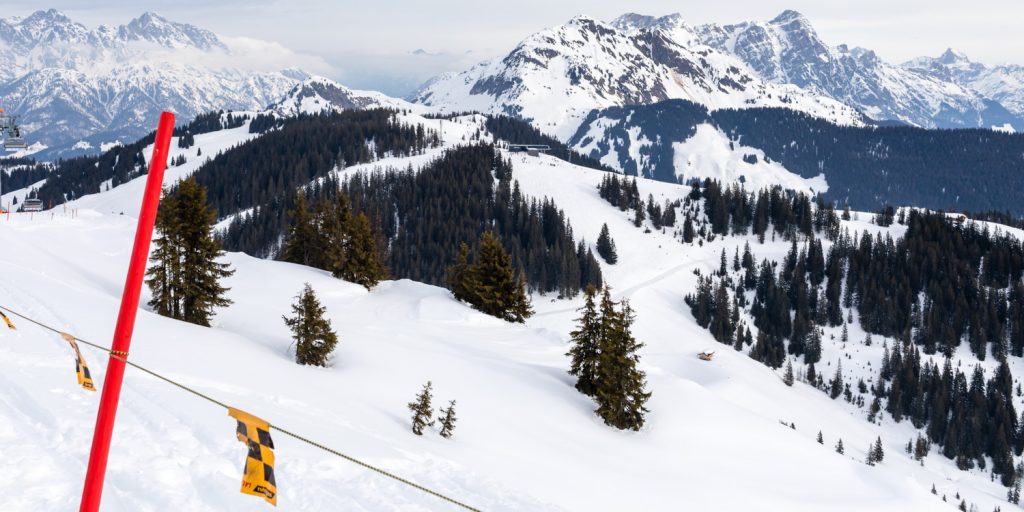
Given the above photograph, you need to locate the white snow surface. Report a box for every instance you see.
[2,118,1021,512]
[672,124,827,195]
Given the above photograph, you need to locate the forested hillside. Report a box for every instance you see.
[571,99,1024,214]
[680,178,1024,486]
[222,143,602,297]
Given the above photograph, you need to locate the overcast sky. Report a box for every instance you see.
[6,1,1024,96]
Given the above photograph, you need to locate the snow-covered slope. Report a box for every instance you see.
[690,10,1024,130]
[2,119,1020,510]
[670,124,827,194]
[412,15,862,140]
[0,10,309,157]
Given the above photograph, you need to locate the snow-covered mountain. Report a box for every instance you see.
[690,10,1024,130]
[412,15,863,140]
[0,10,308,157]
[905,49,1024,124]
[267,76,424,117]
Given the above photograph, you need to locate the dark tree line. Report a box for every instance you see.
[572,98,1024,215]
[1,163,48,193]
[224,144,602,297]
[597,173,678,229]
[193,109,438,219]
[880,341,1019,484]
[684,178,1024,486]
[694,179,840,242]
[846,211,1024,359]
[26,110,253,206]
[279,193,389,290]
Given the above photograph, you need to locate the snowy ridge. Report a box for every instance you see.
[689,10,1024,130]
[268,76,428,117]
[905,49,1024,122]
[413,15,863,140]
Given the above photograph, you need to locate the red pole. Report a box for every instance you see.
[80,111,175,512]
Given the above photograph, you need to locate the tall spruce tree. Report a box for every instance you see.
[594,289,651,430]
[323,193,354,276]
[446,242,475,303]
[408,381,435,436]
[447,231,533,323]
[829,361,844,399]
[438,400,458,439]
[283,284,339,366]
[872,436,885,462]
[280,193,319,267]
[596,223,618,264]
[568,285,601,396]
[337,213,389,289]
[146,178,234,326]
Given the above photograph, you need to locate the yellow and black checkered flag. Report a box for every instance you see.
[60,333,95,392]
[1,311,14,330]
[229,407,277,506]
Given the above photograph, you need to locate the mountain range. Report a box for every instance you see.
[417,10,1024,135]
[413,14,864,140]
[3,8,1024,182]
[0,9,306,158]
[691,10,1023,131]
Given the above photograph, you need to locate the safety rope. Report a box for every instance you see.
[0,304,481,512]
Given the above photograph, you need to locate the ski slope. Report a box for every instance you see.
[1,118,1019,512]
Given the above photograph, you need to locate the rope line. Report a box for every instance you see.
[0,304,481,512]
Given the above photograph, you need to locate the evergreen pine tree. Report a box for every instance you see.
[805,327,823,365]
[568,285,601,396]
[323,194,354,275]
[914,434,930,461]
[146,178,234,326]
[594,291,651,430]
[836,438,845,454]
[829,361,844,399]
[633,200,646,227]
[783,359,795,386]
[338,212,389,289]
[817,431,824,444]
[873,436,884,462]
[281,193,320,267]
[438,399,457,439]
[408,381,435,436]
[682,214,695,243]
[596,223,618,264]
[448,232,533,322]
[283,283,339,366]
[446,242,475,303]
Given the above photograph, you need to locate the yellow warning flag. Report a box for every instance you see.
[1,311,14,330]
[229,407,277,506]
[60,333,95,392]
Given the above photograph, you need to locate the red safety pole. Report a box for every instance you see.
[80,111,175,512]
